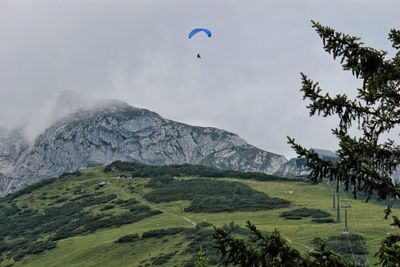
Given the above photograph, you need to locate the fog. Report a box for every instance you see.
[1,0,399,158]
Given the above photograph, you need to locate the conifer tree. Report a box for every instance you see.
[213,21,400,267]
[195,246,209,267]
[213,221,353,266]
[288,21,400,266]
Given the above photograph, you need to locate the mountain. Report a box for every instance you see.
[0,127,30,193]
[274,158,309,178]
[275,148,339,178]
[1,98,287,195]
[0,127,29,174]
[0,173,12,196]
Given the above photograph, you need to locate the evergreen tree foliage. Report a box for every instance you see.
[213,221,353,267]
[375,233,400,267]
[287,21,400,266]
[212,21,400,267]
[195,247,209,267]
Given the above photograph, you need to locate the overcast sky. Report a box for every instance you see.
[1,0,399,159]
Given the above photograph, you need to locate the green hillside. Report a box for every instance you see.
[0,163,399,266]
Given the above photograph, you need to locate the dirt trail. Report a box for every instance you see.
[283,235,313,251]
[117,183,197,226]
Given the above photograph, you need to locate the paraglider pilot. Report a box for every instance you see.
[189,28,211,59]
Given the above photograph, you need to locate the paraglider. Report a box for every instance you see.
[188,28,211,59]
[188,28,212,39]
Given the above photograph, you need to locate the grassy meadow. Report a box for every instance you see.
[0,165,398,266]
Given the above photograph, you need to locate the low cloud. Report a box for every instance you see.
[0,0,399,158]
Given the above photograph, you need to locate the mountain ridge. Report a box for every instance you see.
[0,97,287,195]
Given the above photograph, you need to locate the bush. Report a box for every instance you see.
[151,252,177,266]
[312,218,335,224]
[0,193,161,262]
[160,174,173,184]
[285,216,302,220]
[148,174,174,187]
[142,228,186,238]
[11,240,57,261]
[145,179,290,213]
[100,204,115,211]
[196,222,213,229]
[129,205,151,212]
[280,208,331,220]
[117,199,139,207]
[115,234,140,243]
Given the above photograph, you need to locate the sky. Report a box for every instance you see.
[0,0,399,159]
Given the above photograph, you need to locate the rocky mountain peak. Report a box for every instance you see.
[1,97,288,196]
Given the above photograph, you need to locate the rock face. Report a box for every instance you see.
[275,149,340,178]
[274,158,310,178]
[0,127,29,174]
[2,100,287,195]
[0,127,30,195]
[0,173,14,196]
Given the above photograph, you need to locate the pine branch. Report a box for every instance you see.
[311,20,386,81]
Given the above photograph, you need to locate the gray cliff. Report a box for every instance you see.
[0,128,30,194]
[0,127,29,174]
[274,158,310,178]
[1,100,287,195]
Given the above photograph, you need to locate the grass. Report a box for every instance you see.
[1,166,398,266]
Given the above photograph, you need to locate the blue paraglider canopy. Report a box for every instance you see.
[188,28,212,39]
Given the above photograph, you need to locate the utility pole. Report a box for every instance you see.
[328,180,336,209]
[336,192,340,223]
[341,200,352,233]
[333,191,336,209]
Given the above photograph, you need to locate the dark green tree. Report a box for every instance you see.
[287,21,400,266]
[212,21,400,266]
[375,233,400,267]
[195,246,209,267]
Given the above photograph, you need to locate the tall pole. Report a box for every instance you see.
[341,201,352,233]
[328,180,336,209]
[336,193,340,223]
[333,191,336,208]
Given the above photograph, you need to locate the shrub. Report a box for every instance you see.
[0,193,160,262]
[151,252,177,266]
[117,199,139,207]
[280,208,331,220]
[196,222,213,229]
[100,204,115,211]
[312,218,335,224]
[285,216,302,220]
[115,234,140,243]
[129,205,150,212]
[145,179,290,213]
[142,228,186,238]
